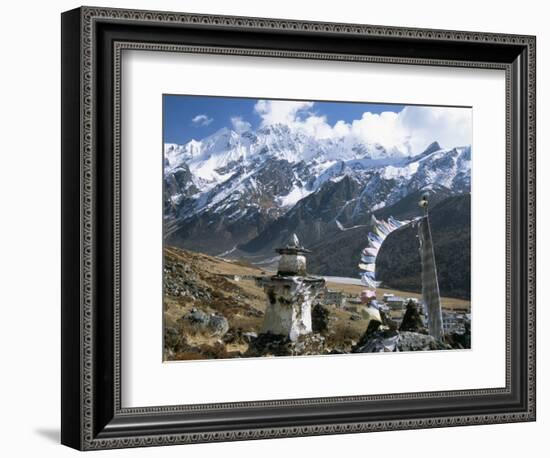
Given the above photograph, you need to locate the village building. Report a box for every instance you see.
[383,294,406,310]
[322,288,345,308]
[442,310,470,334]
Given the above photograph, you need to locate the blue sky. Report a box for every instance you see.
[163,94,406,145]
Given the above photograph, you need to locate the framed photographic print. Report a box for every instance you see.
[61,6,536,450]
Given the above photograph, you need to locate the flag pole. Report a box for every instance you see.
[418,193,444,340]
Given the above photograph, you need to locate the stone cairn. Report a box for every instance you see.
[255,234,325,342]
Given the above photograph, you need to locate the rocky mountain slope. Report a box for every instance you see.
[163,123,471,293]
[375,193,471,298]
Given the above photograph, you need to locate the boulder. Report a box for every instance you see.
[179,308,229,339]
[207,314,229,337]
[399,299,425,332]
[352,329,400,352]
[352,329,449,353]
[312,303,330,334]
[398,331,440,351]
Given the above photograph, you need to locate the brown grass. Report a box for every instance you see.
[164,245,470,360]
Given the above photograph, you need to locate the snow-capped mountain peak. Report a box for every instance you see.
[163,123,471,257]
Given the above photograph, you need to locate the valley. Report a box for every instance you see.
[163,123,471,299]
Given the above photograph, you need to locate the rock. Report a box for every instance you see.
[379,310,399,331]
[245,333,289,357]
[364,318,382,336]
[398,332,439,351]
[179,308,209,335]
[179,308,228,339]
[207,314,229,338]
[222,329,258,347]
[352,329,448,353]
[399,299,425,332]
[353,329,400,352]
[246,332,326,357]
[312,303,330,333]
[444,321,471,349]
[242,331,258,343]
[164,326,185,353]
[163,255,205,299]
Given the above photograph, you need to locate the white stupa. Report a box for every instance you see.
[255,234,325,341]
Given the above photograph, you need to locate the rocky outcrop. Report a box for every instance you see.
[163,258,211,301]
[240,175,365,255]
[352,329,449,353]
[444,322,471,349]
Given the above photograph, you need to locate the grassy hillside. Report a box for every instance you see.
[163,246,370,360]
[163,245,470,361]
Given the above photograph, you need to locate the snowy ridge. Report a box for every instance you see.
[164,124,471,251]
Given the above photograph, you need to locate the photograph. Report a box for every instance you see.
[162,95,472,361]
[53,2,537,452]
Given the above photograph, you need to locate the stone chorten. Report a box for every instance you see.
[256,234,325,341]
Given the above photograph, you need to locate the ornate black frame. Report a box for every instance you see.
[61,6,536,451]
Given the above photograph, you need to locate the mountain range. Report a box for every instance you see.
[163,122,471,294]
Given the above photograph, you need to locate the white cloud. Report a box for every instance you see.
[254,100,314,126]
[230,116,251,134]
[397,105,472,154]
[348,111,410,153]
[253,99,471,155]
[191,114,213,126]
